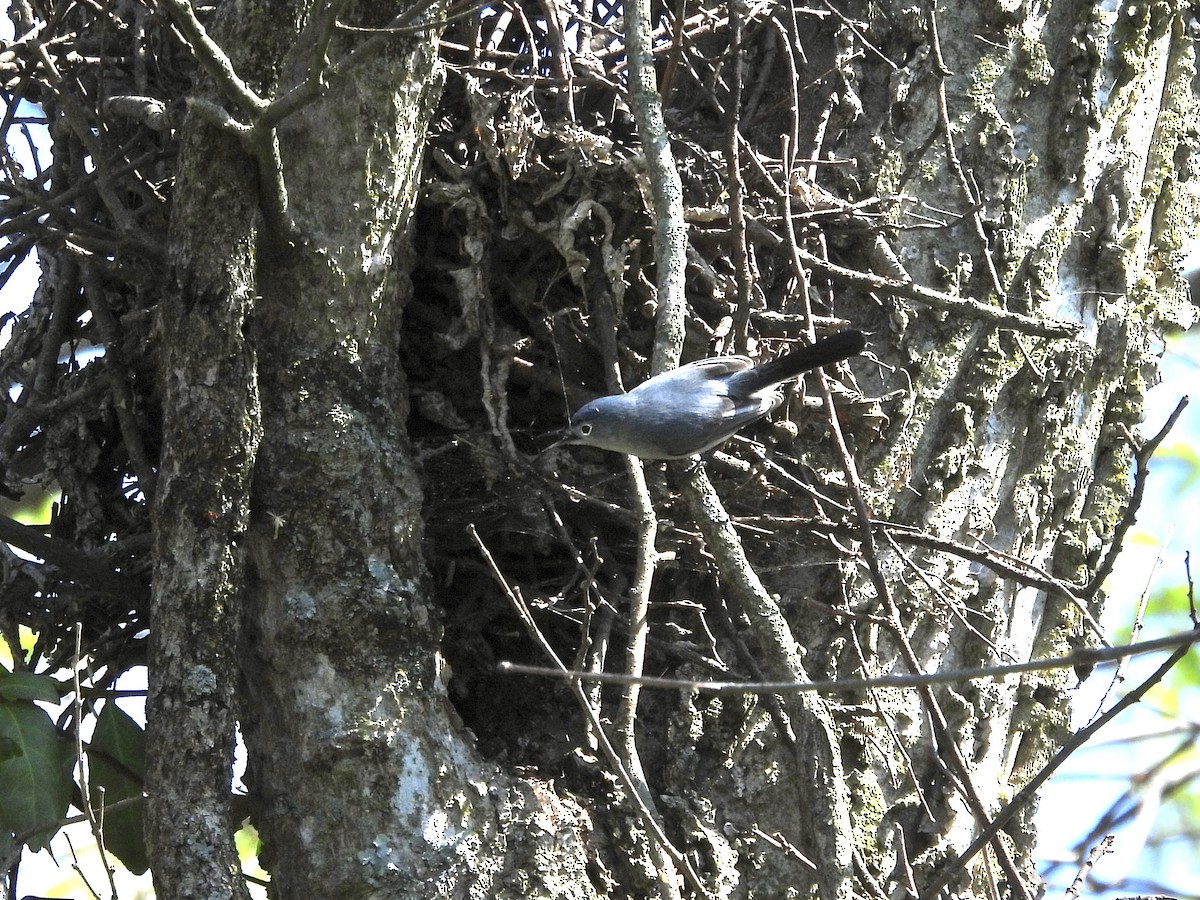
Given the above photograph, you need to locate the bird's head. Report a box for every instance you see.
[543,397,629,454]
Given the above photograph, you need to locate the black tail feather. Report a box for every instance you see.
[734,330,866,393]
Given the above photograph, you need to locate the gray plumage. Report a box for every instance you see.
[550,330,865,459]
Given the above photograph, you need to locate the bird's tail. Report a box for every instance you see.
[732,330,866,393]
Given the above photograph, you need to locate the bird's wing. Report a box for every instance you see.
[682,356,755,377]
[616,356,777,458]
[628,356,754,390]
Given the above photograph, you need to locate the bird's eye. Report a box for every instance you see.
[579,423,592,436]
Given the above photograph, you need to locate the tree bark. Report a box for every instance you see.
[147,3,284,896]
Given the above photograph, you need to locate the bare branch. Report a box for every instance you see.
[498,628,1200,694]
[161,0,268,115]
[679,461,856,900]
[0,514,149,601]
[624,0,686,376]
[1086,395,1190,597]
[751,217,1080,337]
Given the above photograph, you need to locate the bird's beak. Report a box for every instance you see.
[538,427,573,454]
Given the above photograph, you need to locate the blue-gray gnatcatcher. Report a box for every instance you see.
[550,329,866,459]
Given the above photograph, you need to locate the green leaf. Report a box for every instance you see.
[0,670,62,703]
[0,700,73,851]
[90,702,145,775]
[87,702,147,874]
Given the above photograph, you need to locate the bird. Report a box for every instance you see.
[548,329,866,459]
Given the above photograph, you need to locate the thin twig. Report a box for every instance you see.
[615,454,661,848]
[751,220,1078,337]
[1187,551,1198,625]
[866,520,1106,642]
[1091,524,1171,718]
[1064,835,1115,900]
[498,628,1200,693]
[657,0,689,100]
[725,0,753,352]
[925,2,1004,300]
[842,610,938,822]
[72,623,121,900]
[1085,396,1189,597]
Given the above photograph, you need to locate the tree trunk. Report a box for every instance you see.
[149,2,600,898]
